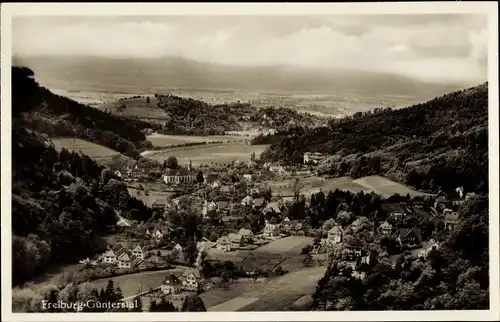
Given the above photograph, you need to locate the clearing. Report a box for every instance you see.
[145,142,269,166]
[97,96,170,120]
[51,138,121,158]
[202,266,326,311]
[353,175,429,198]
[86,267,185,299]
[147,133,246,148]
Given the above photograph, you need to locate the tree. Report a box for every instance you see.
[196,170,204,183]
[183,241,198,265]
[149,300,157,312]
[303,253,313,267]
[146,96,151,104]
[165,156,178,169]
[181,295,207,312]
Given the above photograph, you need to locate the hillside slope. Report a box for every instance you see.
[12,66,158,158]
[262,83,488,194]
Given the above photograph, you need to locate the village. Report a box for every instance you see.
[64,146,479,311]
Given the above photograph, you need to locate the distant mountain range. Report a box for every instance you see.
[13,55,472,99]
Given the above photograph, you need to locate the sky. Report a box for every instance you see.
[12,14,488,84]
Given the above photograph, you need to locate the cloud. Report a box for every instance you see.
[12,15,488,84]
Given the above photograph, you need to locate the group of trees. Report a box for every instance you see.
[12,66,157,159]
[12,125,151,285]
[148,295,206,312]
[312,196,489,310]
[262,83,488,193]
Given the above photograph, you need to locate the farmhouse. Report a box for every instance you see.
[253,198,265,209]
[381,203,407,221]
[216,236,232,252]
[152,200,166,211]
[243,174,253,181]
[397,228,422,247]
[380,221,392,236]
[343,239,363,261]
[303,152,326,164]
[263,201,281,216]
[420,239,440,258]
[102,245,125,264]
[263,221,280,238]
[220,185,232,194]
[161,274,183,295]
[163,168,197,184]
[131,245,145,260]
[444,211,460,230]
[203,173,218,184]
[180,268,202,292]
[327,226,344,244]
[241,195,254,206]
[117,250,141,269]
[174,243,183,252]
[153,229,165,242]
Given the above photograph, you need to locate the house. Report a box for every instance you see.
[117,250,141,269]
[397,228,422,247]
[269,165,287,175]
[161,274,183,295]
[152,200,166,211]
[163,168,197,184]
[153,229,164,242]
[211,181,221,189]
[207,201,218,212]
[174,243,183,252]
[145,229,152,237]
[197,239,213,252]
[430,214,446,231]
[114,170,122,178]
[303,152,326,164]
[263,221,280,238]
[253,198,265,209]
[216,236,232,252]
[102,245,126,264]
[220,185,232,194]
[131,245,145,260]
[203,173,218,184]
[243,174,253,182]
[180,268,202,292]
[380,221,392,236]
[465,192,477,201]
[444,211,460,230]
[216,200,230,211]
[381,203,407,221]
[420,239,440,258]
[327,226,344,244]
[238,228,254,239]
[241,195,254,206]
[343,239,363,260]
[263,202,281,215]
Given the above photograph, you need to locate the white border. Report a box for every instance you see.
[1,2,499,322]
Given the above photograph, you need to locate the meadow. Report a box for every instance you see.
[269,175,427,198]
[146,133,246,148]
[145,142,269,166]
[51,138,121,158]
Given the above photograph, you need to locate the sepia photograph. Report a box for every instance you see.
[1,2,499,321]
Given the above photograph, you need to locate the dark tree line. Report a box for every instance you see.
[12,126,152,285]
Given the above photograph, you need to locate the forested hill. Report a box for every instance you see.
[261,83,488,194]
[11,67,155,286]
[12,66,157,159]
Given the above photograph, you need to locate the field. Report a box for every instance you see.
[353,175,429,198]
[127,188,176,207]
[51,138,121,158]
[145,142,269,166]
[202,266,326,311]
[87,267,185,299]
[97,96,170,120]
[146,133,246,148]
[269,175,427,198]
